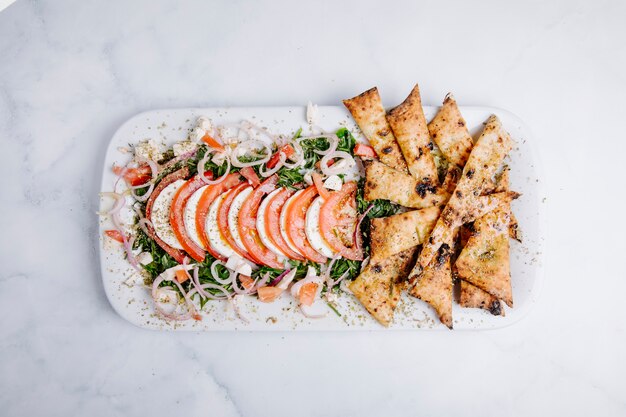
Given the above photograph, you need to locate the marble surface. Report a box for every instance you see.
[0,0,624,416]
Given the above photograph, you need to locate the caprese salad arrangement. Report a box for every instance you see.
[100,117,398,322]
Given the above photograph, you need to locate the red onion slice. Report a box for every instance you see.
[320,151,356,176]
[259,152,286,177]
[210,260,234,285]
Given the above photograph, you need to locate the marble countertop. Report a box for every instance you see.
[1,1,624,416]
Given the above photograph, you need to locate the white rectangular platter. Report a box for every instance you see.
[99,105,545,331]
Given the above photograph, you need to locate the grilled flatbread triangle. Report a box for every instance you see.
[343,87,409,173]
[349,247,417,327]
[416,115,514,270]
[455,168,514,307]
[387,84,439,184]
[409,242,454,329]
[364,160,450,209]
[428,94,474,167]
[370,206,440,261]
[458,279,505,316]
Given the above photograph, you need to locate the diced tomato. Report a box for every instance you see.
[240,167,261,187]
[169,172,214,263]
[112,164,152,186]
[257,286,283,303]
[285,186,327,263]
[237,175,283,268]
[201,133,225,152]
[353,143,378,158]
[144,167,190,264]
[195,173,244,261]
[217,183,260,264]
[264,188,305,261]
[312,172,331,200]
[299,282,318,306]
[104,229,125,243]
[266,144,295,169]
[175,269,190,283]
[314,159,335,170]
[319,181,363,261]
[239,275,254,290]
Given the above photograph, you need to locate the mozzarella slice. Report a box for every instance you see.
[228,186,253,253]
[305,196,337,258]
[256,188,288,259]
[183,185,208,249]
[150,179,185,250]
[323,175,343,191]
[279,189,305,257]
[206,190,236,259]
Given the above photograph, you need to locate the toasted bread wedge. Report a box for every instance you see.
[364,160,450,209]
[370,206,440,261]
[349,247,417,326]
[343,87,408,173]
[458,279,505,316]
[408,243,454,329]
[387,84,439,183]
[428,94,474,167]
[415,115,514,270]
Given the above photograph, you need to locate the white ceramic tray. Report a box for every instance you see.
[99,105,545,331]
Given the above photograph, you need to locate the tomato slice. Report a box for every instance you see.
[170,172,215,262]
[175,269,190,283]
[285,186,327,263]
[312,172,331,200]
[201,133,225,152]
[267,144,296,169]
[240,167,261,187]
[112,164,152,186]
[145,168,190,264]
[217,183,260,264]
[265,189,306,261]
[104,229,125,243]
[319,181,363,260]
[299,282,318,306]
[238,175,283,268]
[354,143,378,158]
[195,173,244,261]
[257,286,283,303]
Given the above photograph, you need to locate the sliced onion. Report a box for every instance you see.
[321,151,356,176]
[299,305,328,319]
[187,283,230,300]
[270,269,291,287]
[259,152,286,177]
[354,204,374,254]
[210,260,234,285]
[340,279,353,295]
[254,273,271,290]
[98,192,125,216]
[190,266,215,300]
[198,150,232,185]
[159,148,198,172]
[151,275,192,321]
[230,140,271,167]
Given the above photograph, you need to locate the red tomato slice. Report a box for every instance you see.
[312,172,331,200]
[201,133,225,152]
[238,175,283,268]
[112,164,152,186]
[264,188,306,261]
[217,183,261,264]
[354,143,378,158]
[267,144,295,169]
[170,172,214,262]
[240,167,261,187]
[145,167,190,264]
[319,181,363,260]
[104,229,125,243]
[285,186,327,263]
[195,173,244,261]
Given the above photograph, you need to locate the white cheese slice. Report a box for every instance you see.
[323,175,343,191]
[150,179,185,250]
[305,196,337,258]
[279,189,305,257]
[206,190,236,259]
[183,185,208,250]
[227,186,254,253]
[256,188,288,259]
